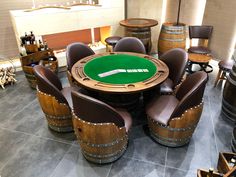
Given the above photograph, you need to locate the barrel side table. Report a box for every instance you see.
[222,59,236,122]
[120,18,158,54]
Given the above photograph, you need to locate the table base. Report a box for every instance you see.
[186,61,213,73]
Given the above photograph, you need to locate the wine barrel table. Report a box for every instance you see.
[71,52,169,108]
[222,59,236,121]
[120,18,158,54]
[158,22,187,56]
[186,53,213,73]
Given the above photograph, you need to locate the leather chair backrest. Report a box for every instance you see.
[160,48,188,86]
[66,42,95,71]
[71,91,125,127]
[172,71,208,117]
[189,26,213,39]
[33,65,68,104]
[113,37,146,54]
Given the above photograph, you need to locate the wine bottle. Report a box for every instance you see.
[30,31,35,44]
[44,41,48,50]
[228,157,236,168]
[20,43,27,56]
[206,168,214,177]
[39,40,44,51]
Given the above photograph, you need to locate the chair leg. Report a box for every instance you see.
[214,69,223,87]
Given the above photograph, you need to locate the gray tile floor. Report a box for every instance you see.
[0,61,234,177]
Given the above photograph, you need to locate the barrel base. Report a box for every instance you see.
[150,130,190,147]
[48,124,73,133]
[81,145,127,164]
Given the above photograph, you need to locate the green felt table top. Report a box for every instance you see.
[83,54,157,84]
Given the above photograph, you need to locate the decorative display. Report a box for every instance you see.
[0,67,16,89]
[24,0,101,12]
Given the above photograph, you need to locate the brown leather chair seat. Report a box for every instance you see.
[146,71,208,147]
[219,59,234,71]
[214,59,234,87]
[114,37,146,54]
[159,78,174,94]
[71,91,132,163]
[146,95,179,125]
[188,46,211,55]
[105,36,122,48]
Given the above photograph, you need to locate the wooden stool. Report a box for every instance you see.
[186,53,213,73]
[214,59,233,87]
[105,36,122,52]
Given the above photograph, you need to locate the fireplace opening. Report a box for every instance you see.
[42,26,111,53]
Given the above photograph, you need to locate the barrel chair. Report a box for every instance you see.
[159,48,188,94]
[33,65,79,132]
[71,91,132,164]
[146,71,208,147]
[113,37,146,54]
[66,42,95,85]
[188,26,213,55]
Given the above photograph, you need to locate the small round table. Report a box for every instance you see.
[186,53,213,73]
[71,52,168,108]
[120,18,158,54]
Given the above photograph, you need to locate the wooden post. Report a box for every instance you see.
[177,0,182,26]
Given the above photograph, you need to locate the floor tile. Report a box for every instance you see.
[50,145,111,177]
[124,125,167,166]
[0,136,71,177]
[0,128,30,168]
[164,167,196,177]
[108,157,165,177]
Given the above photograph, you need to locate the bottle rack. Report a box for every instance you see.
[20,49,58,89]
[197,169,223,177]
[217,152,236,174]
[198,152,236,177]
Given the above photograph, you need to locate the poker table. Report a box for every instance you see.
[71,52,169,94]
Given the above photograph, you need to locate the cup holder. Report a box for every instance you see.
[83,77,90,81]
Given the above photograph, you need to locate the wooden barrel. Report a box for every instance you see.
[222,60,236,122]
[148,103,203,147]
[158,22,186,56]
[37,90,73,132]
[20,49,58,89]
[125,27,152,54]
[232,127,236,152]
[72,114,128,164]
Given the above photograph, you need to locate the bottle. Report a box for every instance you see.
[44,41,48,50]
[30,31,35,44]
[206,168,214,177]
[228,157,236,168]
[20,44,27,56]
[39,40,44,51]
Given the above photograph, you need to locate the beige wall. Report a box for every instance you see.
[127,0,164,53]
[0,0,32,59]
[203,0,236,60]
[0,0,105,60]
[165,0,206,25]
